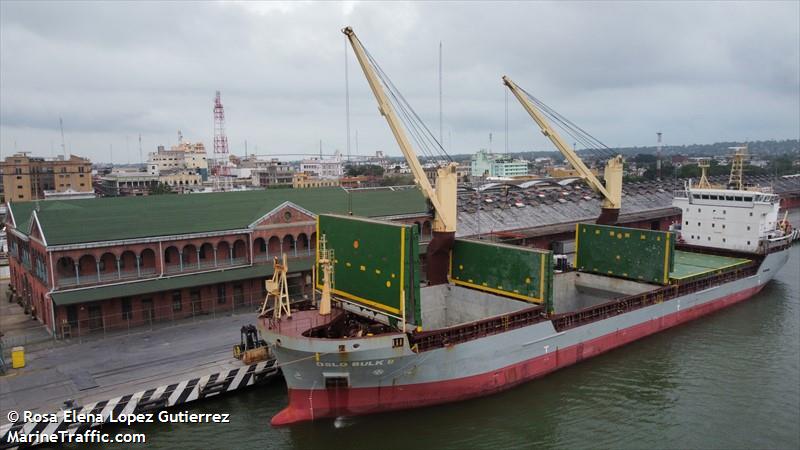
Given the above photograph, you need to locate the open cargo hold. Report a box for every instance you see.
[669,250,751,282]
[450,238,554,311]
[316,214,422,326]
[574,223,675,285]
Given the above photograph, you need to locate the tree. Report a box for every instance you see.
[150,182,173,195]
[345,164,384,177]
[378,175,414,186]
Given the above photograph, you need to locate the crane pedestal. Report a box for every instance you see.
[597,208,620,225]
[427,231,455,285]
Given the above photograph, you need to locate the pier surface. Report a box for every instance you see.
[1,297,268,427]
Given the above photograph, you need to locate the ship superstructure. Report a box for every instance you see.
[672,147,794,253]
[674,186,783,253]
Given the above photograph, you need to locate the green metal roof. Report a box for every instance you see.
[50,258,314,306]
[8,187,428,246]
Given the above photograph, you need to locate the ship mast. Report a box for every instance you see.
[697,158,712,189]
[728,145,747,190]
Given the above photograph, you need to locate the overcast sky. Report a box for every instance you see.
[1,1,798,164]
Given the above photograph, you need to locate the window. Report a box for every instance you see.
[749,212,753,217]
[722,224,726,229]
[685,221,688,225]
[747,241,751,246]
[708,237,711,241]
[711,223,715,228]
[16,176,21,180]
[698,208,702,213]
[121,297,132,320]
[698,222,701,226]
[172,291,182,311]
[233,284,244,306]
[17,185,22,189]
[217,284,226,304]
[723,238,726,243]
[744,197,752,202]
[747,226,750,231]
[734,196,743,201]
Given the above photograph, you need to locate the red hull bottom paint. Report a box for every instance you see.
[271,284,764,426]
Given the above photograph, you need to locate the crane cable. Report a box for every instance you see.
[360,42,453,164]
[517,85,617,160]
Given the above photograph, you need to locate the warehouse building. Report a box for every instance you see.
[5,187,431,337]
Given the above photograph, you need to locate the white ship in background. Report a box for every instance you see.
[672,147,798,252]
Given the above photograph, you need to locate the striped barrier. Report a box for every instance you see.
[0,359,279,449]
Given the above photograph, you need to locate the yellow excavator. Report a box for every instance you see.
[503,76,624,224]
[343,27,458,284]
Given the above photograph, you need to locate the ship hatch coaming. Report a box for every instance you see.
[301,284,538,338]
[551,272,657,314]
[419,284,533,329]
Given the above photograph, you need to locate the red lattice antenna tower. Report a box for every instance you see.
[213,90,231,190]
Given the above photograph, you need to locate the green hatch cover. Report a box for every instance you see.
[574,223,675,285]
[450,239,554,312]
[316,214,421,326]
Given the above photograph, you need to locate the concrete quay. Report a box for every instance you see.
[1,295,278,447]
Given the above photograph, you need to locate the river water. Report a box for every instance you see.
[100,241,799,449]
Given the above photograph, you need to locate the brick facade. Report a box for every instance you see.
[6,200,432,338]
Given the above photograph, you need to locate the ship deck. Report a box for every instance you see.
[669,251,751,281]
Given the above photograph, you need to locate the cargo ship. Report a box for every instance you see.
[258,28,796,425]
[260,189,793,425]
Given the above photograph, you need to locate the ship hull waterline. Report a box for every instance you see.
[265,250,788,426]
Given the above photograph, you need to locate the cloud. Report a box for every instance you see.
[1,1,798,163]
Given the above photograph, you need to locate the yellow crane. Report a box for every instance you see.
[503,76,624,224]
[343,26,457,284]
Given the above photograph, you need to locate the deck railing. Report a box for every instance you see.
[550,262,760,332]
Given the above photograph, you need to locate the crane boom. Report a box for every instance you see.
[343,26,457,285]
[502,76,623,223]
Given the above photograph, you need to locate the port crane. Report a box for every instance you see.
[503,76,624,224]
[343,26,458,284]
